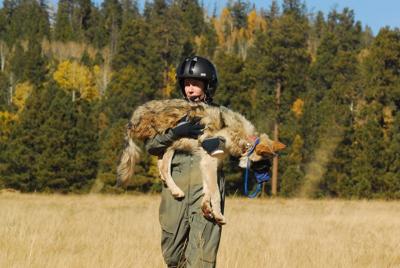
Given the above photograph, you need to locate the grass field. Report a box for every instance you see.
[1,193,399,268]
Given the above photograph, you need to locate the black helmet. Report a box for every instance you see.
[176,56,218,102]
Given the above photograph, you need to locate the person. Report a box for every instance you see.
[145,56,224,267]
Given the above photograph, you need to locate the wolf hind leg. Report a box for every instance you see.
[199,151,226,225]
[158,148,185,198]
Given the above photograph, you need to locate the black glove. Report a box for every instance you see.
[171,117,204,138]
[251,159,272,173]
[201,137,226,154]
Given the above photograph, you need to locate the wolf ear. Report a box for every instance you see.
[255,140,286,156]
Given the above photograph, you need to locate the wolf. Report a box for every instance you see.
[116,99,285,224]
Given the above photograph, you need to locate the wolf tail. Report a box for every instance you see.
[116,136,142,188]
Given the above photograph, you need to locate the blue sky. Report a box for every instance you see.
[205,0,399,35]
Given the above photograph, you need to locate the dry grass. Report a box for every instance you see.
[1,193,399,268]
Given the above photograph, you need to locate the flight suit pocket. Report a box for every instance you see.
[189,213,222,264]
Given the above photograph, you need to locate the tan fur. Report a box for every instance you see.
[117,99,285,224]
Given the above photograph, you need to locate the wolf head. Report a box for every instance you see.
[238,133,286,168]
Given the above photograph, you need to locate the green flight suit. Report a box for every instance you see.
[146,129,225,268]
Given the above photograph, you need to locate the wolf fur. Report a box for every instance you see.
[117,99,285,224]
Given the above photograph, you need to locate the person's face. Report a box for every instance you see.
[184,78,205,102]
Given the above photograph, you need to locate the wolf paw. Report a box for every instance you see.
[213,212,226,225]
[171,189,185,199]
[201,197,212,215]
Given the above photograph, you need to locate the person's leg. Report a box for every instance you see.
[185,213,222,268]
[159,152,197,267]
[185,169,225,268]
[159,183,190,267]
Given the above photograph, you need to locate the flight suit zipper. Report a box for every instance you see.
[186,155,193,219]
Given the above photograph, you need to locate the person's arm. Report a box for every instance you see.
[145,129,176,157]
[146,119,204,157]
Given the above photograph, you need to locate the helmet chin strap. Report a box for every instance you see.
[188,96,202,102]
[185,95,212,105]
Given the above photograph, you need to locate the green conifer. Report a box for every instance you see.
[54,0,75,41]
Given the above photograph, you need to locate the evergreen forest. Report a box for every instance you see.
[0,0,399,198]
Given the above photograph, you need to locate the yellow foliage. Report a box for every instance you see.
[148,156,160,180]
[220,8,233,36]
[249,88,258,109]
[53,60,99,101]
[247,10,258,35]
[194,35,202,48]
[13,82,33,113]
[292,98,304,118]
[0,111,16,143]
[214,8,267,58]
[93,64,112,96]
[0,82,31,142]
[214,8,234,48]
[357,48,370,64]
[93,65,101,77]
[383,106,394,141]
[213,18,225,47]
[162,65,177,98]
[383,106,394,126]
[98,112,109,133]
[247,10,267,37]
[289,134,304,163]
[238,27,246,39]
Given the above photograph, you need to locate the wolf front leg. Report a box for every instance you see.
[199,150,226,225]
[158,148,185,198]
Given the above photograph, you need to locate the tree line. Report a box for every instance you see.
[0,0,399,198]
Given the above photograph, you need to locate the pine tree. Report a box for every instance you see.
[5,0,50,42]
[346,103,384,198]
[308,11,326,60]
[102,66,155,122]
[228,0,250,29]
[195,20,218,59]
[94,119,126,192]
[74,0,93,40]
[80,49,92,66]
[264,0,279,23]
[2,84,54,191]
[112,18,153,71]
[0,7,8,41]
[348,28,400,198]
[85,5,107,48]
[96,65,156,191]
[54,0,75,41]
[23,36,48,87]
[101,0,123,56]
[309,8,363,197]
[121,0,139,25]
[145,1,187,69]
[2,82,98,192]
[177,0,205,36]
[213,51,246,112]
[245,0,311,196]
[10,42,25,88]
[0,73,8,109]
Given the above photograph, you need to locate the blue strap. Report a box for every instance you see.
[244,138,270,198]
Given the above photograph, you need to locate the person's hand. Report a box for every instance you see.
[171,116,204,138]
[201,137,226,155]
